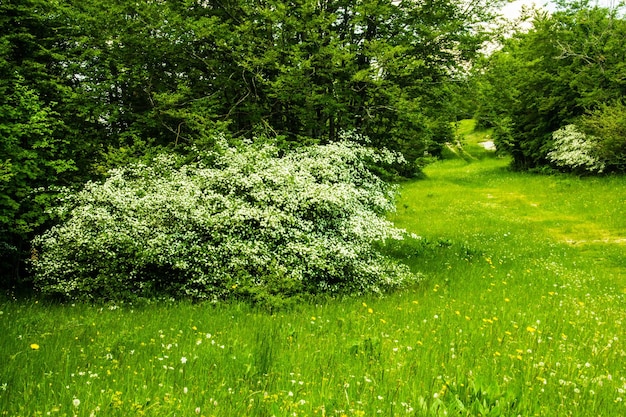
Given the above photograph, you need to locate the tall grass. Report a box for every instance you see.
[1,123,625,416]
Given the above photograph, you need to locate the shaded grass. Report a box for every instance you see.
[1,124,625,416]
[441,119,496,161]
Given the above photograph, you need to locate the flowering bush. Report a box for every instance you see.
[31,136,419,303]
[547,125,605,174]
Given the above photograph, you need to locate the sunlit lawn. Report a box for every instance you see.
[1,126,625,416]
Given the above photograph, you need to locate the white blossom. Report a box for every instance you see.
[548,124,605,173]
[31,134,420,302]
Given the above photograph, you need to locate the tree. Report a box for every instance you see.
[0,0,93,284]
[475,1,626,171]
[2,0,503,287]
[95,0,501,171]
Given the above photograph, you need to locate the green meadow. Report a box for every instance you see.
[1,122,625,416]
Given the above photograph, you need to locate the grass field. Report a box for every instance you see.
[1,122,625,416]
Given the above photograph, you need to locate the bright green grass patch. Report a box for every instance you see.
[440,119,496,161]
[1,126,625,416]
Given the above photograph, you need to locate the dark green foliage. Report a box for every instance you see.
[475,1,626,171]
[150,0,497,170]
[579,100,626,172]
[0,1,90,284]
[1,0,501,290]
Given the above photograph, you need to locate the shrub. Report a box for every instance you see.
[579,101,626,173]
[547,124,605,174]
[31,135,419,303]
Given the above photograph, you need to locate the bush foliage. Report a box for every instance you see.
[474,3,626,172]
[31,136,419,303]
[579,100,626,172]
[547,124,605,174]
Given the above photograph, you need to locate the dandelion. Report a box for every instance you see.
[73,398,81,407]
[195,407,201,414]
[30,343,40,350]
[526,326,536,333]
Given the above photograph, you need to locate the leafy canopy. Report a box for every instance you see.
[474,1,626,172]
[2,0,502,285]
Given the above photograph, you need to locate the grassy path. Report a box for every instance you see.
[387,126,626,415]
[1,127,625,416]
[392,155,626,287]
